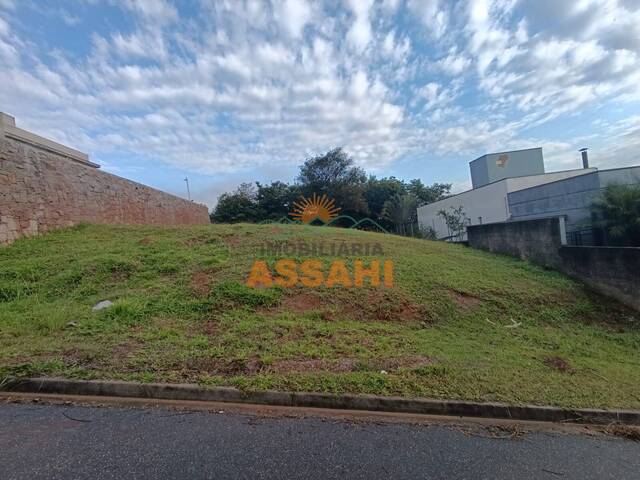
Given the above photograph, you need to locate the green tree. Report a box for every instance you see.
[381,194,418,235]
[590,183,640,246]
[255,181,301,220]
[210,183,260,223]
[364,176,407,227]
[406,179,451,206]
[210,147,454,227]
[297,148,369,217]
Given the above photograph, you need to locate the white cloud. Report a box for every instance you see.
[408,0,448,39]
[0,0,638,187]
[60,12,81,26]
[588,115,640,169]
[349,70,369,99]
[256,43,295,65]
[112,30,167,60]
[274,0,312,38]
[382,30,411,62]
[0,16,9,36]
[346,0,374,53]
[437,50,471,75]
[121,0,177,24]
[418,82,455,109]
[457,0,640,124]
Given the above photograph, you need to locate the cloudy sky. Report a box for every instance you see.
[1,0,640,206]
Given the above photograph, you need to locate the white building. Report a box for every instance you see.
[417,148,595,240]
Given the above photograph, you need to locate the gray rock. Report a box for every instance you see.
[92,300,113,311]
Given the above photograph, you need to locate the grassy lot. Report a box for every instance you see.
[1,223,639,409]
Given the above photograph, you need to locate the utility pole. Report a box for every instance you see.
[184,177,191,201]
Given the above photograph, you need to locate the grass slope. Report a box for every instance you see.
[1,223,639,409]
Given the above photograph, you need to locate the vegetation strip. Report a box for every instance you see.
[1,224,639,410]
[4,378,640,426]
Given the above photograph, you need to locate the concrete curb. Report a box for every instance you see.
[3,377,639,425]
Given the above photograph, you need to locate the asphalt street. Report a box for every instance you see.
[0,402,638,479]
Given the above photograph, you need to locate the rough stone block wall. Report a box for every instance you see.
[0,136,210,244]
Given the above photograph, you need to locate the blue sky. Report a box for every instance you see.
[1,0,639,207]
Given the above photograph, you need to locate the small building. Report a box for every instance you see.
[418,147,640,244]
[470,147,544,189]
[417,148,596,241]
[508,165,640,245]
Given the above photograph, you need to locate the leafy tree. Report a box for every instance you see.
[437,205,468,241]
[297,148,369,217]
[590,183,640,246]
[256,181,301,220]
[210,183,260,223]
[381,194,418,235]
[210,147,454,228]
[406,179,451,206]
[297,147,365,188]
[364,176,407,227]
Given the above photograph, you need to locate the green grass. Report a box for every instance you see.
[1,223,639,409]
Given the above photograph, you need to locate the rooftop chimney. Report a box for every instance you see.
[579,148,589,169]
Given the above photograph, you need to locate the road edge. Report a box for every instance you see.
[3,377,639,425]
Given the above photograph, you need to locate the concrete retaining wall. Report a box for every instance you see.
[559,246,640,311]
[468,218,640,310]
[0,113,210,244]
[467,217,566,269]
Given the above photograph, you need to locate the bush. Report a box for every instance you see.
[591,183,640,246]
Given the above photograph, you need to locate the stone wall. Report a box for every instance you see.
[0,113,210,244]
[468,217,640,311]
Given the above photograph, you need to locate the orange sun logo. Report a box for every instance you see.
[290,193,341,224]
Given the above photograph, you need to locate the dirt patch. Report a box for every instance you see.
[186,319,220,338]
[269,226,283,234]
[184,236,203,247]
[449,290,482,311]
[138,237,153,246]
[277,325,306,344]
[201,321,220,336]
[268,358,357,373]
[281,293,324,314]
[543,355,575,373]
[375,356,437,371]
[110,341,143,367]
[265,288,430,324]
[190,271,211,297]
[357,290,429,324]
[261,356,436,374]
[61,340,142,370]
[186,356,264,375]
[262,291,327,318]
[223,235,242,247]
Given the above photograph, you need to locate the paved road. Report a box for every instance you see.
[0,402,638,479]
